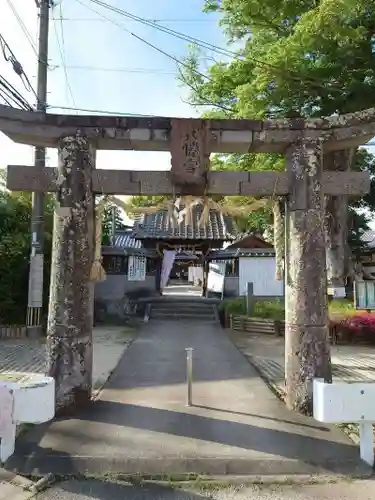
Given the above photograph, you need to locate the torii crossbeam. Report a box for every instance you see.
[1,103,373,415]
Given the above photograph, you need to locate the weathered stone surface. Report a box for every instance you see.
[46,131,94,415]
[285,137,332,414]
[1,104,375,152]
[6,165,370,197]
[285,325,332,414]
[170,118,209,190]
[324,150,352,293]
[286,210,327,326]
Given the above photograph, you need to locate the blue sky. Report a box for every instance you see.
[0,0,227,170]
[1,0,375,228]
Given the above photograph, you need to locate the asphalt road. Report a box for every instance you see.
[35,478,375,500]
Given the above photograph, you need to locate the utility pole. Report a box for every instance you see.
[27,0,50,337]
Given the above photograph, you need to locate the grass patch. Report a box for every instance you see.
[221,297,363,321]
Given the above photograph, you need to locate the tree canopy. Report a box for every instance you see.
[178,0,375,236]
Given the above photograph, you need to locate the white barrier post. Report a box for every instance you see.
[0,374,55,463]
[313,378,374,467]
[360,422,374,466]
[186,348,193,407]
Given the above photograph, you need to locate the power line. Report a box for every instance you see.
[0,74,33,110]
[52,13,76,107]
[89,0,238,58]
[84,0,345,93]
[0,33,38,101]
[52,64,175,75]
[51,17,218,23]
[48,104,156,116]
[74,0,235,112]
[5,0,38,56]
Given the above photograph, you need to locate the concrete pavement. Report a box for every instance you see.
[227,329,375,398]
[33,478,375,500]
[5,321,371,477]
[0,469,35,500]
[0,326,136,392]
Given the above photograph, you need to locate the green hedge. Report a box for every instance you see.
[220,297,356,321]
[220,296,285,320]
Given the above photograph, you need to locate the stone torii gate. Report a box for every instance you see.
[1,104,373,415]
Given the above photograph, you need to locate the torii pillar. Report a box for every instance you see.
[285,137,331,414]
[47,132,95,415]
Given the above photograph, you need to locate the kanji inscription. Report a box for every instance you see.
[170,118,210,191]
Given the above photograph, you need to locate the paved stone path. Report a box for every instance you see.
[6,321,370,477]
[0,326,135,391]
[227,330,375,397]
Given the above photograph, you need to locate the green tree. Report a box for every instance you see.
[0,179,54,324]
[180,0,375,235]
[101,203,126,245]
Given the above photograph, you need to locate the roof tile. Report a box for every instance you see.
[133,207,235,240]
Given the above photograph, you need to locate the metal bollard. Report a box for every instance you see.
[185,347,193,406]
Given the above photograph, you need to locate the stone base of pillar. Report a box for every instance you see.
[27,325,43,339]
[47,334,93,416]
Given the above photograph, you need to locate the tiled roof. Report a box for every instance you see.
[113,232,142,249]
[133,207,236,240]
[208,248,275,260]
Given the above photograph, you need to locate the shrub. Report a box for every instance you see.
[336,313,375,332]
[252,298,285,320]
[220,297,285,320]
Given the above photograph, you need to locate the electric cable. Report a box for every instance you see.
[85,0,345,93]
[5,0,38,56]
[51,12,76,107]
[0,33,38,101]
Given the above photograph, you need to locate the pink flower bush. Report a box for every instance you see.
[330,313,375,343]
[339,313,375,332]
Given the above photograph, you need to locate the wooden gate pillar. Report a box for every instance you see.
[47,131,95,415]
[285,137,332,414]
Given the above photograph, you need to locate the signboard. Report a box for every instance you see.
[354,281,375,309]
[28,254,43,307]
[127,256,146,281]
[207,262,226,295]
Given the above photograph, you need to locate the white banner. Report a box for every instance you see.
[161,250,176,289]
[207,262,226,293]
[127,256,146,281]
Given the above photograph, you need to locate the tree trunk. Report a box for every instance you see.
[324,150,352,299]
[285,137,332,415]
[46,132,95,415]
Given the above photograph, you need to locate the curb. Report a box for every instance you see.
[0,468,34,490]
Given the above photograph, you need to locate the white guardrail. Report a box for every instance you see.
[0,373,55,463]
[314,378,375,466]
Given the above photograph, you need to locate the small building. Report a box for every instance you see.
[207,232,284,298]
[94,206,235,318]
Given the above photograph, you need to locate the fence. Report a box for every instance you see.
[229,315,285,336]
[230,315,341,343]
[0,325,27,340]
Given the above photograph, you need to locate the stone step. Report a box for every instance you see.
[150,310,215,318]
[150,301,217,308]
[150,315,217,322]
[150,314,217,323]
[151,306,215,315]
